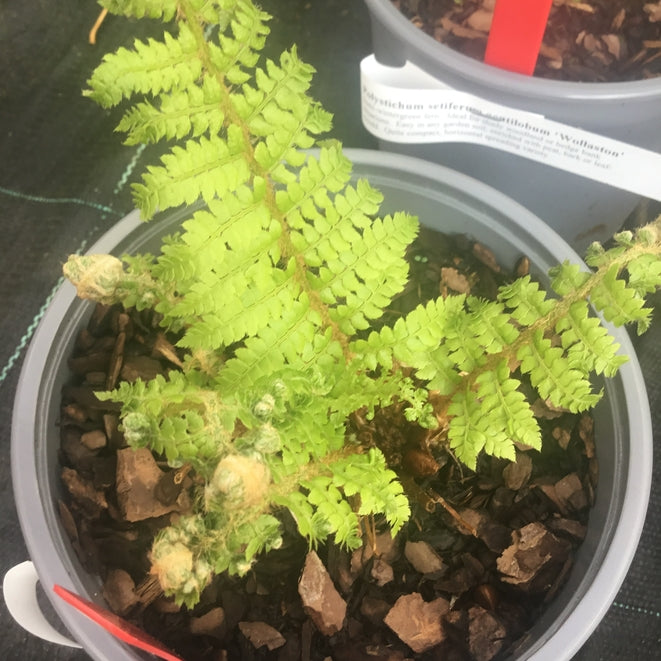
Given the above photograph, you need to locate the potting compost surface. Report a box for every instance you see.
[0,1,660,660]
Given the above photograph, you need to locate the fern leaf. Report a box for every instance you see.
[556,300,627,377]
[312,213,418,335]
[350,297,465,394]
[211,0,270,82]
[239,47,331,127]
[85,25,202,108]
[447,387,487,469]
[498,276,554,325]
[517,329,602,412]
[625,253,661,296]
[302,476,362,549]
[276,144,359,222]
[104,371,237,468]
[132,127,252,218]
[330,449,410,535]
[466,297,520,353]
[101,0,180,21]
[117,77,226,145]
[276,491,329,547]
[589,264,651,333]
[548,261,590,296]
[214,295,330,392]
[179,268,301,351]
[475,361,541,451]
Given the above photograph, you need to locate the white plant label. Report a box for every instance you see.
[361,55,661,201]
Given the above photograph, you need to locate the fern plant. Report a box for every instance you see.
[64,0,661,608]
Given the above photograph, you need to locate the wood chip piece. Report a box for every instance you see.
[497,522,572,593]
[611,8,626,30]
[102,568,138,616]
[601,34,622,60]
[384,593,449,653]
[440,17,488,40]
[468,606,507,661]
[191,608,227,638]
[298,551,347,635]
[502,453,533,490]
[644,2,661,22]
[472,242,500,272]
[115,448,189,522]
[404,540,446,575]
[440,266,471,294]
[80,429,107,451]
[238,621,285,650]
[465,9,493,33]
[61,466,108,515]
[554,473,589,512]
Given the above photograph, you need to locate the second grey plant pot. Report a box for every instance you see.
[363,0,661,252]
[11,150,652,660]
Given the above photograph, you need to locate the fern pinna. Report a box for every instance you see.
[64,0,661,607]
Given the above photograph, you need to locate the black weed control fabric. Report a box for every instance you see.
[0,2,658,659]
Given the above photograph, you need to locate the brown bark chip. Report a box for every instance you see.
[384,592,450,653]
[497,522,572,593]
[116,447,189,522]
[298,551,347,635]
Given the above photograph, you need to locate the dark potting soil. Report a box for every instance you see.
[393,0,661,82]
[57,229,596,661]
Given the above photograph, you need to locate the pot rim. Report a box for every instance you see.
[11,149,653,660]
[363,0,661,103]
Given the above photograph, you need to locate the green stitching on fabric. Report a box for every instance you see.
[0,185,122,217]
[0,171,136,385]
[613,602,661,617]
[0,278,63,386]
[113,144,147,195]
[0,231,101,386]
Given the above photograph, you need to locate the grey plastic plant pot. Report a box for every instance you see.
[362,0,661,253]
[11,149,652,661]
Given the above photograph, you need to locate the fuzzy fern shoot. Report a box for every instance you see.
[63,0,661,608]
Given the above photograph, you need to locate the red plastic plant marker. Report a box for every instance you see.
[484,0,554,75]
[53,584,184,661]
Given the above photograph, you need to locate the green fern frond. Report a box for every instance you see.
[466,297,520,354]
[85,25,202,108]
[446,361,539,470]
[589,264,651,332]
[277,491,329,547]
[556,300,628,377]
[474,361,540,451]
[626,253,661,295]
[517,329,602,412]
[214,296,328,391]
[350,296,466,394]
[498,275,554,325]
[117,77,226,145]
[133,127,252,218]
[313,213,417,335]
[329,449,410,534]
[548,261,591,296]
[447,386,488,469]
[101,0,180,20]
[242,48,319,121]
[211,0,270,81]
[104,371,238,468]
[302,476,362,548]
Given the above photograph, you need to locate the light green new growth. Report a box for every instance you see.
[63,0,661,607]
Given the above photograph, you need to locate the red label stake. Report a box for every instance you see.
[484,0,554,75]
[53,584,184,661]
